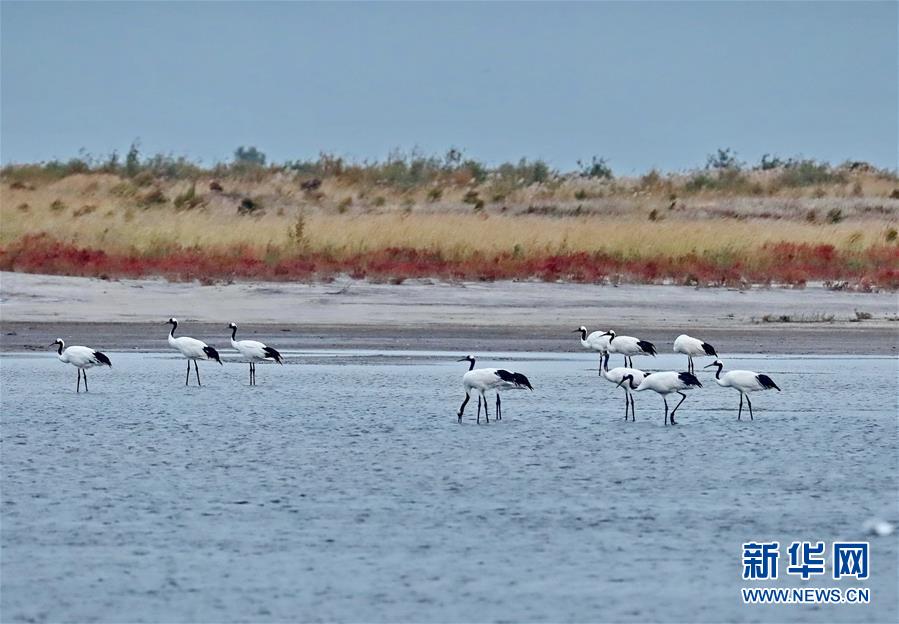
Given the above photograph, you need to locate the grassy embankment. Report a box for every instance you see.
[1,150,897,287]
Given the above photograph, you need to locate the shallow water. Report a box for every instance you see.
[1,350,897,623]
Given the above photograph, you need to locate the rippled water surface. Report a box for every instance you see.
[2,351,897,623]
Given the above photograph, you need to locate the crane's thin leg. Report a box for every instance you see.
[630,394,636,421]
[457,394,469,423]
[688,356,693,374]
[186,361,191,386]
[76,369,81,393]
[496,393,501,421]
[746,395,753,421]
[482,393,490,423]
[476,395,481,423]
[670,391,687,425]
[194,360,201,386]
[623,392,628,420]
[738,394,743,420]
[83,370,89,392]
[663,397,668,426]
[253,362,256,385]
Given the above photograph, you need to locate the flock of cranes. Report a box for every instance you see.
[575,327,780,424]
[50,320,781,426]
[453,328,781,425]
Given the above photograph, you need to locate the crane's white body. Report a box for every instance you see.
[228,323,283,385]
[600,352,645,421]
[230,337,271,362]
[166,318,221,386]
[673,334,717,373]
[602,330,657,367]
[714,369,772,393]
[631,371,695,395]
[57,345,109,369]
[607,334,651,357]
[706,360,780,420]
[168,333,213,360]
[456,356,533,423]
[619,370,702,425]
[51,339,111,392]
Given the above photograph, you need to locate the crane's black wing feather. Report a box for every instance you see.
[93,351,112,367]
[263,346,284,364]
[756,374,781,391]
[203,346,223,364]
[495,369,534,390]
[701,342,717,356]
[637,340,657,356]
[678,371,702,387]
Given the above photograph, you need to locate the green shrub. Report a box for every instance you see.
[577,156,613,180]
[776,160,846,187]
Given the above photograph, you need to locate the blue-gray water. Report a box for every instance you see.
[1,351,897,623]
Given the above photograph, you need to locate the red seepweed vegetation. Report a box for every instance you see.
[1,234,897,288]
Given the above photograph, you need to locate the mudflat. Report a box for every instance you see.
[1,271,896,354]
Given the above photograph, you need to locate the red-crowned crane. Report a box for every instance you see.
[228,322,284,385]
[600,330,657,368]
[50,339,111,392]
[617,370,702,425]
[456,355,533,423]
[166,318,221,386]
[573,326,612,375]
[705,359,780,420]
[673,334,718,373]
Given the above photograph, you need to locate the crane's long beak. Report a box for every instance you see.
[456,358,469,362]
[571,329,581,333]
[600,331,612,337]
[703,363,716,368]
[47,342,56,347]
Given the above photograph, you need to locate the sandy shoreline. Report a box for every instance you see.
[1,271,897,354]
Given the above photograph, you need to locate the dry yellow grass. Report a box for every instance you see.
[2,168,897,262]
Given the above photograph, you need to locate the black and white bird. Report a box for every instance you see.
[600,352,646,421]
[673,334,718,373]
[166,318,221,386]
[228,322,283,385]
[50,338,111,392]
[617,370,702,425]
[574,325,612,375]
[456,355,533,423]
[600,330,657,367]
[705,359,780,420]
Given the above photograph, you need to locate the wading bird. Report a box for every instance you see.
[574,326,612,375]
[166,318,222,386]
[704,359,780,420]
[673,334,718,373]
[600,352,646,421]
[228,322,283,385]
[601,330,657,367]
[617,370,702,425]
[456,355,533,423]
[50,339,111,392]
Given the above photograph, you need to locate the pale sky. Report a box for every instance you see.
[1,1,896,173]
